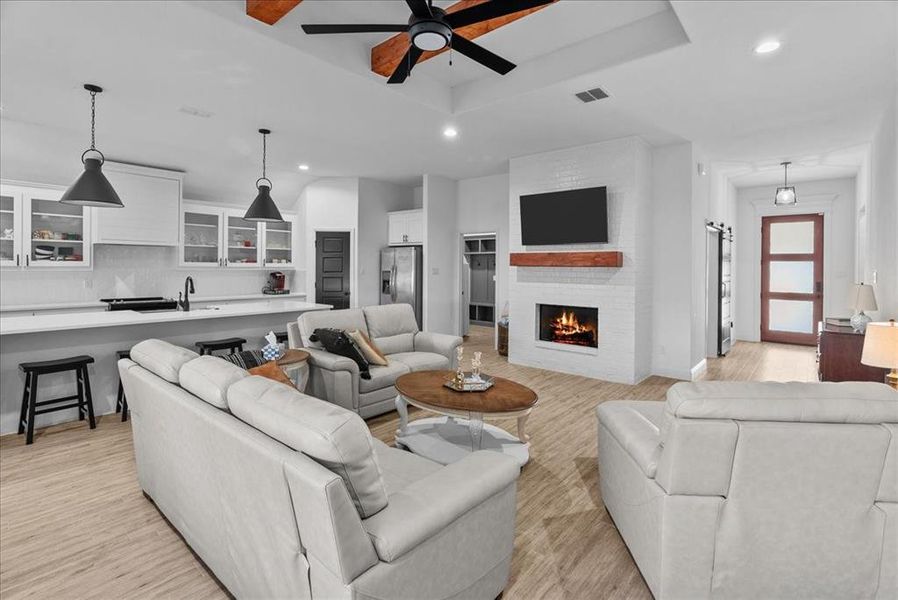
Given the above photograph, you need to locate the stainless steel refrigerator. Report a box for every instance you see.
[381,246,423,326]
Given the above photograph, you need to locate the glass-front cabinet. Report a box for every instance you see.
[0,183,91,269]
[262,218,294,267]
[225,209,261,268]
[181,205,223,267]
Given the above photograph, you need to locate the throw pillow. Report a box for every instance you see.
[310,328,372,379]
[248,361,297,389]
[348,329,388,366]
[222,350,266,370]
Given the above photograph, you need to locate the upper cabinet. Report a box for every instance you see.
[0,182,92,269]
[93,162,182,246]
[180,202,298,269]
[388,209,423,246]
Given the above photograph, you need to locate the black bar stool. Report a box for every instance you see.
[195,337,246,356]
[18,355,96,445]
[274,331,289,344]
[115,350,130,422]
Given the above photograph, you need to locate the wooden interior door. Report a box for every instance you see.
[760,214,823,345]
[315,231,350,309]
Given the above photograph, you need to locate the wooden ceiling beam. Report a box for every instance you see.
[246,0,303,26]
[371,0,558,78]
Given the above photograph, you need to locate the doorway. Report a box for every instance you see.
[315,231,351,309]
[760,214,823,345]
[459,233,497,336]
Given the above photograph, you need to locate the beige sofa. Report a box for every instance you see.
[287,304,463,418]
[120,339,520,600]
[597,381,898,600]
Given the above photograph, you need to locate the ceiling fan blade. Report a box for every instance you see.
[387,46,424,84]
[406,0,433,19]
[450,35,515,75]
[446,0,554,29]
[301,24,408,34]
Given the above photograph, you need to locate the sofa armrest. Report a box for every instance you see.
[304,347,359,375]
[414,331,463,367]
[361,451,519,562]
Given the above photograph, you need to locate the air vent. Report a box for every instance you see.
[575,86,609,103]
[178,106,214,118]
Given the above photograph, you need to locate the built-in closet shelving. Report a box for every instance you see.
[464,234,496,326]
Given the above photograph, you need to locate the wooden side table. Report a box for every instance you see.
[817,322,888,382]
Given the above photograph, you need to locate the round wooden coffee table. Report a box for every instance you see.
[394,370,538,466]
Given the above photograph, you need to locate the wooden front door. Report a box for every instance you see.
[315,231,350,309]
[760,214,823,345]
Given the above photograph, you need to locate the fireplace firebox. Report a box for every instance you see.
[537,304,598,348]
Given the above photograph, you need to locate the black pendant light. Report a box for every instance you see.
[60,84,123,208]
[244,128,284,222]
[774,161,797,206]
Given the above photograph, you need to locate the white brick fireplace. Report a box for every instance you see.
[508,137,653,384]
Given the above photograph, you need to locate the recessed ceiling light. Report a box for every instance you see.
[754,40,781,55]
[443,126,458,139]
[298,164,310,171]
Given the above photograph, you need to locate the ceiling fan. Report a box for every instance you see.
[301,0,554,84]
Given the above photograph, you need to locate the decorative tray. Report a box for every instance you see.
[444,373,494,392]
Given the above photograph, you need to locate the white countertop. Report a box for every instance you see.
[0,300,330,336]
[0,292,307,313]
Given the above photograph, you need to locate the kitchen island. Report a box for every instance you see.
[0,299,329,435]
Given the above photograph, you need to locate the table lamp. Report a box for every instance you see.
[848,283,877,332]
[861,320,898,390]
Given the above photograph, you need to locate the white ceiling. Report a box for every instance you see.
[0,0,895,205]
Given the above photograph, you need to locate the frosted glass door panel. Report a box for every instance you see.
[768,299,814,334]
[769,261,814,293]
[769,221,814,254]
[0,195,15,264]
[183,211,220,265]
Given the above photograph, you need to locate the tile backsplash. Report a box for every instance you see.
[0,245,302,306]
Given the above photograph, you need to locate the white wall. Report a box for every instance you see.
[865,90,898,319]
[456,173,510,333]
[301,177,359,307]
[651,143,694,379]
[422,174,458,334]
[356,178,414,307]
[734,177,857,342]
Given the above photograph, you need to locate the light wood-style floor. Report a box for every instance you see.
[0,329,816,599]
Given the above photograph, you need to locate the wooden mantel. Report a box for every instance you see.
[510,251,623,268]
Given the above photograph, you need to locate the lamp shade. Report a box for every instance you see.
[847,283,878,312]
[59,158,123,207]
[244,184,283,222]
[774,186,797,205]
[861,321,898,368]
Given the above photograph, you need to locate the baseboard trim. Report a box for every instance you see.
[690,359,707,381]
[650,366,692,381]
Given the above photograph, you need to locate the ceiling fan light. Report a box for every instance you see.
[775,186,797,205]
[244,184,283,222]
[413,30,448,51]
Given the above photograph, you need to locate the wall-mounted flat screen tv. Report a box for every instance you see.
[519,186,608,245]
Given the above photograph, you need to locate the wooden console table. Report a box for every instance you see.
[817,322,888,382]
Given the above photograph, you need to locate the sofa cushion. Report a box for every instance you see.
[227,376,388,518]
[130,339,199,384]
[596,401,663,478]
[363,304,418,354]
[179,355,249,410]
[360,361,411,394]
[297,308,368,348]
[388,351,450,372]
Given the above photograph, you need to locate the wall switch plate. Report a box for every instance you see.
[431,267,440,275]
[872,269,878,284]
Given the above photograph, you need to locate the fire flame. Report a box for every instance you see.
[550,310,595,337]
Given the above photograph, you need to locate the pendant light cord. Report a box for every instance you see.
[262,131,267,180]
[89,89,97,151]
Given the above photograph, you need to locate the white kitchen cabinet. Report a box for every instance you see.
[181,203,223,268]
[0,181,92,269]
[388,209,423,246]
[261,213,297,268]
[94,162,182,246]
[224,209,262,268]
